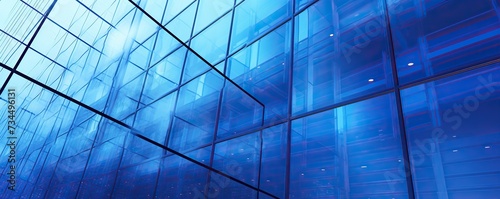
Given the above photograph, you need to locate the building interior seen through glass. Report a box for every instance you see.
[0,0,499,198]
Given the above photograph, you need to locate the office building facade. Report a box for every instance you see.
[0,0,499,198]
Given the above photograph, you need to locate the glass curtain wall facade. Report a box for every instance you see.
[0,0,499,198]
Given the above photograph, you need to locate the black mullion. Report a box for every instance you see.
[382,1,416,198]
[0,0,58,95]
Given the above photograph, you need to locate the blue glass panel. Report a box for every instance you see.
[79,122,127,198]
[292,0,395,115]
[113,159,160,198]
[182,50,212,84]
[290,94,408,198]
[165,2,197,42]
[191,11,232,64]
[184,145,212,166]
[194,0,234,34]
[46,150,90,198]
[217,81,264,139]
[228,22,291,125]
[401,63,500,198]
[170,70,223,151]
[120,133,162,168]
[260,123,288,198]
[295,0,315,11]
[142,47,185,105]
[0,31,25,66]
[213,132,261,187]
[230,0,291,53]
[0,0,44,44]
[150,30,183,65]
[155,154,209,198]
[388,0,500,84]
[134,91,177,145]
[207,172,259,199]
[108,72,145,121]
[162,0,196,24]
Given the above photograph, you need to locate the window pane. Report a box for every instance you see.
[217,81,264,139]
[133,92,177,145]
[194,0,233,34]
[402,63,500,198]
[169,70,224,151]
[191,11,232,64]
[142,47,185,105]
[213,132,261,187]
[155,154,209,198]
[388,0,500,84]
[207,172,259,199]
[290,94,408,198]
[260,123,288,198]
[230,0,291,53]
[228,22,291,125]
[292,0,394,115]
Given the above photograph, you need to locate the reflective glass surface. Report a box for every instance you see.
[0,0,498,198]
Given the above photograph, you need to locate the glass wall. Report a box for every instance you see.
[0,0,499,198]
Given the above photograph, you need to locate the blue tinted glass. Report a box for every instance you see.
[113,159,160,197]
[162,0,196,24]
[388,0,500,84]
[290,94,408,198]
[133,91,177,144]
[1,0,498,198]
[230,0,291,53]
[142,48,185,104]
[217,81,264,139]
[293,0,395,115]
[182,51,212,84]
[169,70,224,151]
[207,172,259,199]
[191,11,232,64]
[401,63,500,198]
[213,132,261,187]
[155,154,208,198]
[165,2,197,42]
[260,123,288,198]
[194,0,234,34]
[295,0,315,11]
[228,22,291,125]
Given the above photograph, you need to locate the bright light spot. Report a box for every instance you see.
[361,166,367,169]
[452,150,458,152]
[301,173,304,176]
[452,135,457,138]
[408,62,414,66]
[104,23,135,59]
[368,79,374,82]
[330,34,334,37]
[321,168,326,172]
[485,146,491,149]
